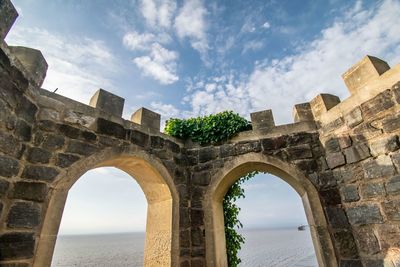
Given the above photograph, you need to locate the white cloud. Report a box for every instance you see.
[133,43,179,84]
[141,0,177,29]
[123,31,156,51]
[242,40,264,54]
[174,0,208,54]
[179,0,400,124]
[262,21,271,29]
[6,27,118,104]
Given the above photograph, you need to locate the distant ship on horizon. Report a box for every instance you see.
[297,225,308,231]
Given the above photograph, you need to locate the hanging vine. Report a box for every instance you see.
[165,111,255,266]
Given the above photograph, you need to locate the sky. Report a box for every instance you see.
[4,0,400,234]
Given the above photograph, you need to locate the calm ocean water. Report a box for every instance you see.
[51,229,318,267]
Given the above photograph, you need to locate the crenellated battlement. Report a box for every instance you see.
[1,1,400,267]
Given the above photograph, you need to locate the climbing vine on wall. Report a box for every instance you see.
[165,111,254,267]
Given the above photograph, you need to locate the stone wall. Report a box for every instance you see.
[1,1,400,266]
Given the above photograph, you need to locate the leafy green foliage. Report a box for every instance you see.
[164,111,251,145]
[223,171,258,267]
[164,111,256,267]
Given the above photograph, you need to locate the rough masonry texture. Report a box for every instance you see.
[1,1,400,267]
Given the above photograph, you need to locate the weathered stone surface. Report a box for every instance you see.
[325,206,349,228]
[386,175,400,195]
[131,107,160,131]
[55,153,80,168]
[360,182,385,199]
[318,171,337,189]
[344,143,370,164]
[354,226,381,254]
[191,227,204,246]
[15,119,31,141]
[250,109,275,130]
[0,131,22,157]
[0,0,18,40]
[326,152,345,169]
[130,130,149,147]
[190,209,204,227]
[58,124,80,139]
[0,155,19,177]
[320,188,342,205]
[324,137,340,153]
[198,147,217,163]
[382,113,400,133]
[7,201,41,228]
[333,231,358,258]
[26,147,51,164]
[66,140,98,156]
[363,259,392,267]
[293,102,314,122]
[90,88,125,117]
[0,178,10,196]
[344,107,363,128]
[12,182,48,202]
[310,94,340,118]
[340,185,360,202]
[338,135,352,149]
[362,155,395,179]
[261,136,287,151]
[0,232,35,260]
[383,200,400,221]
[96,118,126,139]
[41,134,65,150]
[192,172,211,186]
[370,135,399,156]
[361,89,395,118]
[286,144,313,160]
[347,204,383,225]
[21,165,59,182]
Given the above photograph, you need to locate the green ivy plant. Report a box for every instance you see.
[165,111,255,266]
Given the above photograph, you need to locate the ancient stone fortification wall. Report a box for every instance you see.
[1,1,400,267]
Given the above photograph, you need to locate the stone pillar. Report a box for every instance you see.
[310,94,340,119]
[89,89,125,117]
[293,102,314,122]
[131,107,161,132]
[250,109,275,130]
[0,0,18,41]
[9,46,48,87]
[342,55,390,95]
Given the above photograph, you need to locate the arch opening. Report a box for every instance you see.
[33,149,179,267]
[204,153,338,267]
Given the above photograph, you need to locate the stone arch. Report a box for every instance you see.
[33,145,179,267]
[204,152,338,267]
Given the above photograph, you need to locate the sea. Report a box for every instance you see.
[51,228,318,267]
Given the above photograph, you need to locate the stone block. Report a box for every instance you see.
[333,231,358,258]
[361,89,395,118]
[320,188,342,205]
[130,130,149,147]
[21,165,59,182]
[382,114,400,133]
[392,81,400,104]
[261,136,287,151]
[386,175,400,195]
[293,102,314,122]
[310,94,340,119]
[25,147,51,164]
[198,147,217,163]
[286,144,312,160]
[0,178,10,196]
[56,153,80,168]
[0,232,35,260]
[360,182,385,199]
[250,109,275,130]
[41,134,65,150]
[58,124,80,139]
[338,135,352,149]
[66,140,98,156]
[131,107,161,131]
[7,201,41,228]
[344,107,363,128]
[343,143,370,164]
[9,46,48,87]
[0,131,22,157]
[362,155,395,179]
[383,200,400,221]
[370,135,399,156]
[326,152,345,169]
[342,55,390,95]
[190,209,204,226]
[340,185,360,202]
[0,155,19,177]
[15,119,31,141]
[325,206,349,228]
[192,172,211,186]
[12,182,48,202]
[96,118,126,139]
[89,89,125,117]
[354,226,381,255]
[324,137,340,153]
[347,204,383,225]
[0,0,18,40]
